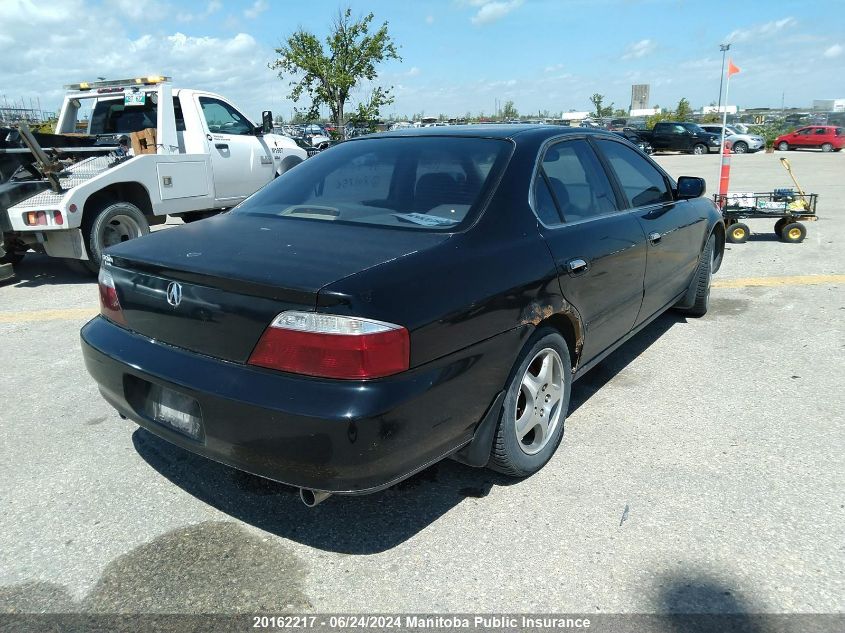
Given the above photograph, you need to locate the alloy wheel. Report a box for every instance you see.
[514,348,565,455]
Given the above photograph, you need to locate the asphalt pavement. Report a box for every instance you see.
[0,149,842,617]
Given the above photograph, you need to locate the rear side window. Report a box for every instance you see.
[596,139,673,207]
[836,128,843,136]
[535,139,618,224]
[235,136,512,231]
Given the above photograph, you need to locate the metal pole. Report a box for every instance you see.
[717,43,730,116]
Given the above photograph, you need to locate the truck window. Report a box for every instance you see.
[89,97,186,134]
[199,97,253,135]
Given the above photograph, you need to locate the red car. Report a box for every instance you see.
[775,125,844,152]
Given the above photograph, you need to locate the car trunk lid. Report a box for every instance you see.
[106,213,449,363]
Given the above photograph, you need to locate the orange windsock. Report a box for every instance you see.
[727,59,740,76]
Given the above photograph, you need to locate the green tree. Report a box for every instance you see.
[645,110,676,128]
[612,108,628,118]
[270,8,401,128]
[501,100,518,120]
[589,93,614,118]
[675,97,693,121]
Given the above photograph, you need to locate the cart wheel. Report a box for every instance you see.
[780,222,806,243]
[727,222,750,244]
[774,218,789,238]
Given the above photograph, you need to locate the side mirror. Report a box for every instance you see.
[676,176,706,199]
[261,110,273,135]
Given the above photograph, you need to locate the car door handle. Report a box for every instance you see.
[648,232,662,245]
[215,143,229,150]
[567,258,589,276]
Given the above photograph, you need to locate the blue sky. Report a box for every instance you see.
[3,0,844,121]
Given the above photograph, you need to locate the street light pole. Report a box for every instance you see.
[717,43,731,115]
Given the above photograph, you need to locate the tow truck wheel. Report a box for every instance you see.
[780,222,806,243]
[0,248,25,266]
[82,201,149,273]
[0,237,27,265]
[774,218,789,238]
[727,222,750,244]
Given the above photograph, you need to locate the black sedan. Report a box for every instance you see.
[81,126,724,505]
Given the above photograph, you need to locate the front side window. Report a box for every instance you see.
[535,139,618,224]
[199,97,253,135]
[796,128,812,136]
[596,139,673,208]
[235,136,512,231]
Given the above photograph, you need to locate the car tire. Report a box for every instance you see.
[780,222,806,243]
[821,143,833,152]
[778,142,789,151]
[677,235,715,318]
[732,141,748,154]
[774,218,789,238]
[81,201,150,274]
[692,143,707,155]
[489,329,571,477]
[727,222,750,244]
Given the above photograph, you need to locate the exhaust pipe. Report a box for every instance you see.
[299,488,332,508]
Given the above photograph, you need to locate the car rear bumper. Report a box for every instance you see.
[81,316,524,494]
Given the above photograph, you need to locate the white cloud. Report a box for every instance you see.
[727,17,796,43]
[823,43,843,58]
[177,0,223,23]
[0,3,283,120]
[406,67,421,77]
[244,0,269,19]
[425,15,435,24]
[469,0,524,25]
[544,63,564,73]
[622,39,655,60]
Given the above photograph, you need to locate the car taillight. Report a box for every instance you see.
[98,267,126,325]
[248,311,410,380]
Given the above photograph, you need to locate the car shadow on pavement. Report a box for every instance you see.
[569,311,684,415]
[4,253,93,288]
[132,428,519,554]
[655,573,768,633]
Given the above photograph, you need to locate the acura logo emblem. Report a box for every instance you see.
[166,282,183,307]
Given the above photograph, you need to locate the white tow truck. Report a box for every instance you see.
[0,75,307,272]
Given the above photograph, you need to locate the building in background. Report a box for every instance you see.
[702,105,738,115]
[813,99,845,112]
[631,84,650,111]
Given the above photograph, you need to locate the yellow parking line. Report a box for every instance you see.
[0,307,97,323]
[713,274,845,289]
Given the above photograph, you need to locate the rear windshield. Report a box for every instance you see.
[234,136,512,231]
[89,96,186,134]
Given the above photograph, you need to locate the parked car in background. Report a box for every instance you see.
[81,125,724,505]
[699,124,764,154]
[774,126,844,152]
[613,129,653,154]
[639,122,722,154]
